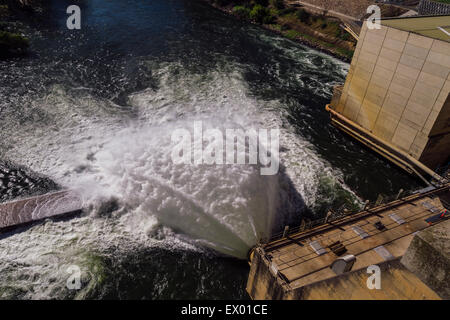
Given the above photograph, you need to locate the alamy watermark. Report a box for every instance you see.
[66,264,82,290]
[66,5,81,30]
[66,4,382,31]
[367,5,381,30]
[367,265,381,290]
[170,121,280,175]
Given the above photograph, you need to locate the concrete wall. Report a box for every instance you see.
[246,248,293,300]
[247,223,449,300]
[401,219,450,299]
[293,258,441,299]
[333,22,450,169]
[247,251,442,300]
[420,94,450,168]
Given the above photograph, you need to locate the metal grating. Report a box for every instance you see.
[422,201,440,213]
[389,213,406,225]
[309,240,327,256]
[352,225,369,239]
[328,241,348,256]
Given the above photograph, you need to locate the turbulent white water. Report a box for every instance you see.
[0,56,358,298]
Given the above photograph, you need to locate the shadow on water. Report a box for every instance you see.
[272,163,310,232]
[60,246,251,300]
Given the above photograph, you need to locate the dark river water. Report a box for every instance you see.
[0,0,420,299]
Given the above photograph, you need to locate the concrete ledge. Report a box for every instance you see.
[295,258,441,299]
[246,248,293,300]
[0,190,82,230]
[401,219,450,299]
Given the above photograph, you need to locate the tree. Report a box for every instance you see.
[250,4,274,24]
[253,0,269,6]
[296,8,311,24]
[270,0,284,9]
[233,5,251,19]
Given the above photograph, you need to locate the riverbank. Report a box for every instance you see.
[203,0,357,62]
[2,0,356,61]
[0,0,31,58]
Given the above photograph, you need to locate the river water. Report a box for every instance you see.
[0,0,419,299]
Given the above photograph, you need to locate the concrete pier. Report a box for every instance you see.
[246,184,449,299]
[0,190,83,230]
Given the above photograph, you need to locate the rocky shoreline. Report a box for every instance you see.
[264,22,353,62]
[202,0,356,62]
[0,0,48,58]
[0,1,28,58]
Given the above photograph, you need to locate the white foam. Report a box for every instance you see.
[1,61,357,260]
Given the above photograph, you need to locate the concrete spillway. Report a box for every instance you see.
[0,190,83,230]
[246,184,450,300]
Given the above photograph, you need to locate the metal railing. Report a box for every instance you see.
[267,205,358,243]
[418,0,450,15]
[264,186,430,243]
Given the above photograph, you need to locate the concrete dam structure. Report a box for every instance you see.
[246,184,450,299]
[246,14,450,301]
[1,2,449,301]
[327,15,450,179]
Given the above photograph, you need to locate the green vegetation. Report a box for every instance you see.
[278,7,296,16]
[0,30,29,57]
[296,8,310,23]
[212,1,356,61]
[281,9,354,43]
[249,4,275,24]
[315,175,362,217]
[269,0,284,10]
[232,2,275,24]
[0,4,8,18]
[433,0,450,4]
[214,0,234,6]
[336,47,354,57]
[254,0,269,5]
[285,29,302,40]
[233,5,251,19]
[0,1,31,58]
